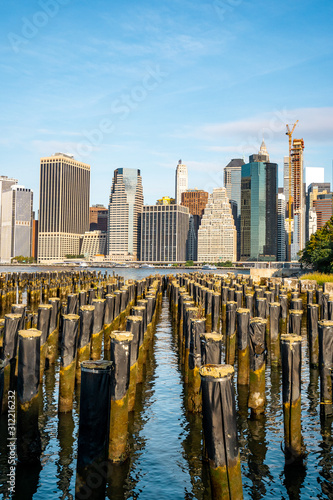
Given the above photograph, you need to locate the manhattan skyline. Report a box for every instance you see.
[1,0,332,212]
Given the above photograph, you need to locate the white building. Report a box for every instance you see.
[197,188,236,262]
[81,231,106,258]
[1,185,33,262]
[277,192,286,261]
[175,160,188,204]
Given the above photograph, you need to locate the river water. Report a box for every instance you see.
[0,268,332,499]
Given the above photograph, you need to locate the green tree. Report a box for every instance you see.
[299,216,333,272]
[185,260,194,267]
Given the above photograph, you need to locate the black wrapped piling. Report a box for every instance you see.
[255,297,267,319]
[1,313,22,413]
[11,304,26,331]
[248,318,267,416]
[200,333,222,365]
[280,295,288,334]
[76,305,94,384]
[245,293,254,318]
[126,316,141,412]
[91,299,106,360]
[237,308,250,385]
[75,360,112,500]
[17,329,42,463]
[59,314,80,413]
[37,304,52,382]
[188,318,206,412]
[212,292,220,332]
[281,334,303,463]
[318,320,333,418]
[67,293,79,315]
[109,331,133,462]
[269,302,281,365]
[46,297,60,365]
[199,364,243,499]
[307,304,319,368]
[288,310,303,336]
[226,301,237,365]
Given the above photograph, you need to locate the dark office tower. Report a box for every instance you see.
[140,204,189,262]
[240,141,278,261]
[224,158,245,260]
[107,168,143,261]
[38,153,90,262]
[89,204,108,232]
[181,189,209,261]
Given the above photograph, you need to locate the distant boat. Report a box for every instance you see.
[140,264,154,268]
[79,262,88,267]
[202,264,217,270]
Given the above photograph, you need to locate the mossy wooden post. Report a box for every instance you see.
[11,304,26,331]
[307,304,319,368]
[235,290,243,310]
[126,316,141,411]
[256,297,267,319]
[226,301,237,365]
[269,302,281,365]
[237,308,250,385]
[17,329,42,463]
[221,286,228,322]
[88,288,96,305]
[104,294,115,353]
[137,299,149,337]
[228,287,235,302]
[248,318,267,417]
[322,293,329,320]
[59,314,79,413]
[280,294,288,335]
[46,297,60,366]
[188,318,205,412]
[288,310,303,336]
[79,290,87,308]
[318,320,333,418]
[90,299,106,360]
[245,293,254,318]
[316,288,323,318]
[184,306,199,383]
[199,365,243,500]
[212,292,220,333]
[205,289,213,332]
[200,332,222,365]
[281,334,303,464]
[76,305,94,384]
[75,360,112,500]
[1,313,22,413]
[37,304,52,382]
[109,331,133,462]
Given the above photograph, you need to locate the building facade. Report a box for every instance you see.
[0,176,18,261]
[223,159,244,260]
[197,188,236,262]
[313,194,333,230]
[306,182,331,240]
[107,168,143,260]
[89,204,108,232]
[1,185,33,262]
[277,190,286,261]
[140,204,189,262]
[181,189,209,261]
[240,142,278,260]
[81,230,107,258]
[38,153,90,262]
[175,160,188,204]
[291,139,305,257]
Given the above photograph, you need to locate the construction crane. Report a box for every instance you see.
[286,120,298,261]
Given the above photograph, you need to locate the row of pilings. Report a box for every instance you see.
[0,269,163,500]
[167,271,333,500]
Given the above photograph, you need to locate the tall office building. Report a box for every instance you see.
[313,194,333,229]
[140,204,189,262]
[224,158,245,260]
[0,176,18,261]
[107,168,143,260]
[1,185,33,262]
[240,142,278,260]
[175,160,188,204]
[306,182,331,241]
[89,204,108,231]
[277,190,286,261]
[283,156,291,207]
[181,189,209,261]
[38,153,90,262]
[197,188,236,262]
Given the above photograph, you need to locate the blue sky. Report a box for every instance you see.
[1,0,332,211]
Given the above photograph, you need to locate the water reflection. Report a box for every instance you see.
[247,414,271,500]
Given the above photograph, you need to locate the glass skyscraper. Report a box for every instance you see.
[240,142,277,260]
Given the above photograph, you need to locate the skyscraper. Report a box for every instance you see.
[277,190,286,261]
[197,188,236,262]
[240,141,278,260]
[181,188,209,261]
[291,139,305,258]
[107,168,143,260]
[38,153,90,262]
[1,185,33,262]
[140,204,189,262]
[0,176,18,261]
[175,160,188,204]
[223,158,245,260]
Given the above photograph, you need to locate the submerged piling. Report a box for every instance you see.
[237,308,250,386]
[248,318,267,417]
[199,364,243,500]
[17,329,42,463]
[318,320,333,418]
[59,314,79,413]
[126,316,141,412]
[76,305,94,384]
[281,334,303,464]
[188,318,205,412]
